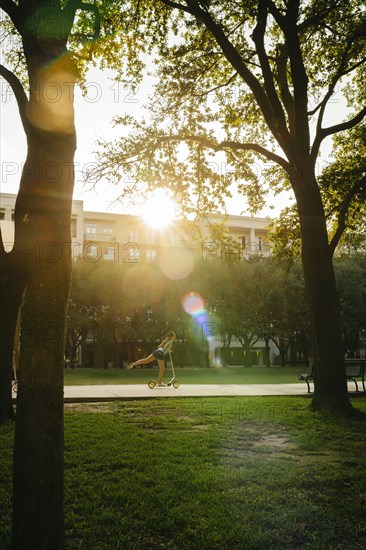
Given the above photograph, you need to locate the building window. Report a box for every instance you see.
[86,223,97,239]
[128,230,139,243]
[0,209,5,220]
[102,226,114,241]
[241,236,246,249]
[88,245,98,258]
[258,237,262,251]
[11,210,15,221]
[104,246,115,260]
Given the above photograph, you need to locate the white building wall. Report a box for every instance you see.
[1,192,275,365]
[0,220,14,249]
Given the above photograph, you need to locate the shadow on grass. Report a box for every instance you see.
[1,396,365,548]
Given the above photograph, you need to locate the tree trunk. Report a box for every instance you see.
[263,337,271,367]
[13,257,70,549]
[294,169,351,412]
[243,345,251,367]
[12,56,76,547]
[279,338,290,367]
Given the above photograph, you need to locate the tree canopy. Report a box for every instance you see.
[93,0,365,221]
[91,0,366,413]
[1,1,365,545]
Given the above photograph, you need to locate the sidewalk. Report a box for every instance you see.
[62,381,364,402]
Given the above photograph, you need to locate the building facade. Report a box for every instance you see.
[1,192,277,367]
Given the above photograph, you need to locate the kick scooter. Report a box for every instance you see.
[148,352,180,389]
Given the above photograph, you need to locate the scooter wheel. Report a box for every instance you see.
[173,380,180,389]
[148,380,156,389]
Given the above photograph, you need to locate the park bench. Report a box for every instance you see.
[298,359,365,393]
[298,359,315,393]
[345,359,365,393]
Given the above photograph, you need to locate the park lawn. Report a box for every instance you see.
[1,396,366,549]
[64,365,307,386]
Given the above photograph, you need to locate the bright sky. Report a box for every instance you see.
[0,65,346,219]
[0,67,147,213]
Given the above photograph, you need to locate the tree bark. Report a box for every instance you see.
[12,125,76,549]
[13,259,70,549]
[11,53,76,547]
[293,166,351,412]
[0,0,99,545]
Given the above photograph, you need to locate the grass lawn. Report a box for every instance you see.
[1,396,366,549]
[64,365,307,386]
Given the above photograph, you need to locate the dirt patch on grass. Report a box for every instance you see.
[257,434,293,450]
[222,428,298,460]
[64,403,118,414]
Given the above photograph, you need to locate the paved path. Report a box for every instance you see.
[63,381,364,402]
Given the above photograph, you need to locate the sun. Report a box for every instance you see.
[140,188,177,229]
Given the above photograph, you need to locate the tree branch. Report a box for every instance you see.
[319,107,366,144]
[162,0,289,149]
[77,1,101,40]
[0,64,29,132]
[329,175,366,255]
[341,56,366,78]
[274,42,295,132]
[252,0,288,135]
[297,1,345,33]
[269,0,310,152]
[160,0,195,17]
[0,0,22,33]
[216,140,291,173]
[193,72,237,98]
[312,31,365,162]
[63,0,101,41]
[154,134,292,173]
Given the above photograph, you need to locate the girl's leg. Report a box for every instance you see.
[157,358,165,384]
[128,354,155,368]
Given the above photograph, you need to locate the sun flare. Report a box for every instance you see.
[140,188,177,229]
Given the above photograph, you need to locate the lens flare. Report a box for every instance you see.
[27,56,77,134]
[181,291,214,341]
[159,247,194,280]
[181,291,205,316]
[140,188,177,229]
